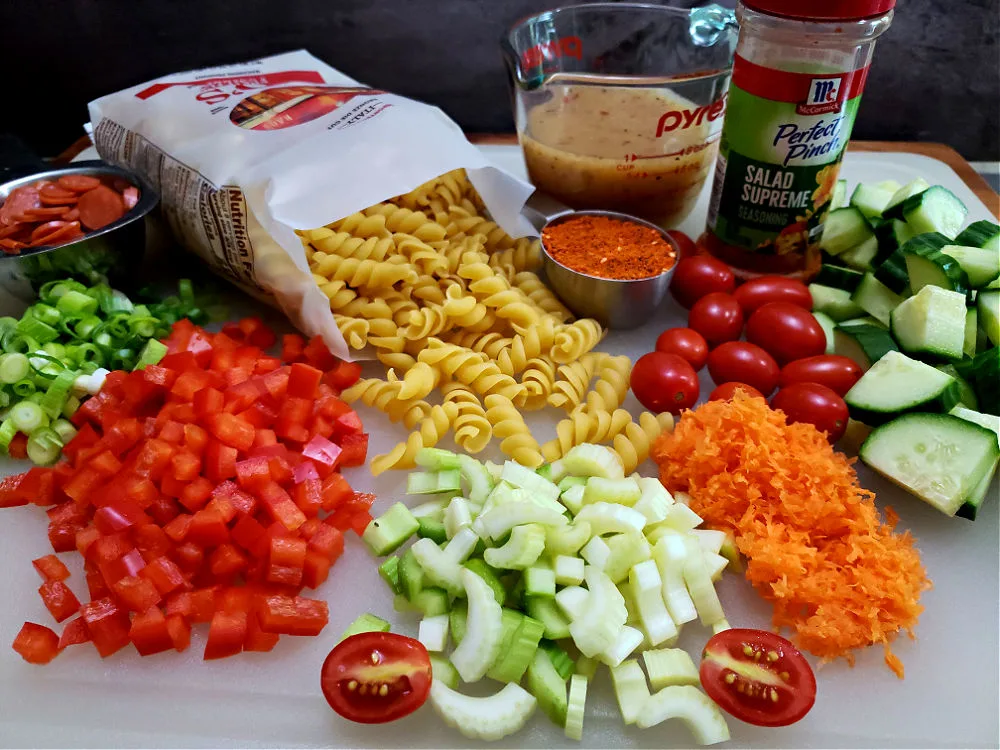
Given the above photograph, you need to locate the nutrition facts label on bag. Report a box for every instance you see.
[93,119,258,287]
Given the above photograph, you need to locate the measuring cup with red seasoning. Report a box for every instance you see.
[502,2,738,229]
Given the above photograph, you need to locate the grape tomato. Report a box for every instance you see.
[733,277,813,315]
[688,292,744,346]
[630,352,700,414]
[655,327,709,371]
[669,256,736,309]
[778,355,863,396]
[706,342,780,397]
[771,382,849,441]
[745,302,826,365]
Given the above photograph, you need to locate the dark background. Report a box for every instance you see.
[2,0,998,159]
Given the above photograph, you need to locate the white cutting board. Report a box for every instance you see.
[1,146,997,750]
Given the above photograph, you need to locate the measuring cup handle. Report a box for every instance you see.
[523,190,573,235]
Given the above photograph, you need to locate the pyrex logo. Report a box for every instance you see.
[655,93,727,138]
[519,36,583,70]
[807,78,840,106]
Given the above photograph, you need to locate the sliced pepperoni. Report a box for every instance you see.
[30,220,69,244]
[39,183,79,206]
[1,185,42,226]
[0,238,27,254]
[23,206,71,219]
[0,223,26,240]
[32,221,83,248]
[57,174,102,193]
[63,207,80,222]
[122,186,140,210]
[77,186,125,230]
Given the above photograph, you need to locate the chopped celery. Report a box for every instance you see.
[574,655,599,679]
[582,476,641,507]
[394,594,419,613]
[634,477,674,523]
[682,554,726,627]
[635,685,731,745]
[399,548,425,600]
[559,484,585,514]
[580,536,611,570]
[526,648,569,726]
[575,501,646,535]
[705,552,729,582]
[604,532,652,583]
[554,584,590,620]
[488,614,545,682]
[413,587,450,617]
[430,654,460,689]
[378,556,401,594]
[417,516,449,544]
[416,447,462,470]
[475,501,567,541]
[418,614,450,652]
[661,503,703,531]
[712,619,732,635]
[553,555,585,586]
[463,558,507,605]
[629,560,678,647]
[450,568,504,682]
[569,568,627,658]
[362,502,420,556]
[564,674,589,740]
[430,681,537,741]
[540,640,576,680]
[459,454,494,507]
[410,498,448,520]
[525,595,572,639]
[611,659,651,725]
[449,603,468,644]
[692,529,727,554]
[340,612,391,641]
[600,624,644,668]
[407,469,462,495]
[557,475,587,492]
[545,521,591,556]
[410,538,463,596]
[443,527,479,563]
[524,565,556,597]
[642,647,700,690]
[562,443,625,479]
[483,524,546,569]
[653,535,698,625]
[501,460,561,501]
[444,497,472,539]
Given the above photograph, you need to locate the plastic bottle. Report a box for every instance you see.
[699,0,895,280]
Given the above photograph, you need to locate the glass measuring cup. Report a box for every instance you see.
[502,2,738,229]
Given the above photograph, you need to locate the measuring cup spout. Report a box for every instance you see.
[689,4,739,48]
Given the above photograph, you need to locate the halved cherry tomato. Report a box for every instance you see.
[321,632,432,724]
[687,292,744,346]
[707,342,780,396]
[655,327,709,371]
[700,628,816,727]
[745,302,826,365]
[733,276,813,315]
[709,382,765,401]
[778,355,863,396]
[771,382,849,441]
[669,256,735,309]
[630,352,700,414]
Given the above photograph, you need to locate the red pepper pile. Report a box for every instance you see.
[2,318,371,664]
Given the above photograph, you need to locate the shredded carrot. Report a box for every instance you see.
[651,392,931,675]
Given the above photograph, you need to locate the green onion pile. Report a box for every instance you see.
[0,278,203,465]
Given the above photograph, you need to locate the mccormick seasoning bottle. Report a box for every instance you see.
[699,0,895,280]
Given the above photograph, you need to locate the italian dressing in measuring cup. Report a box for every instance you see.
[700,0,895,279]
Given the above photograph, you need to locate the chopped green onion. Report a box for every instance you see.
[51,418,78,444]
[1,331,39,354]
[12,379,36,398]
[61,395,81,419]
[100,288,134,315]
[67,343,103,366]
[10,400,47,432]
[135,339,168,370]
[0,353,29,384]
[26,428,63,465]
[71,316,103,339]
[178,279,195,306]
[41,341,67,359]
[15,317,59,344]
[30,304,62,327]
[0,418,16,451]
[56,290,100,316]
[40,370,76,419]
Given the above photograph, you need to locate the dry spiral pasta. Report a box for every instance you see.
[402,304,451,341]
[611,411,675,474]
[489,238,543,280]
[341,378,430,428]
[548,353,605,411]
[484,394,543,468]
[311,256,417,290]
[552,319,605,364]
[541,407,634,462]
[442,383,493,453]
[512,271,574,323]
[417,340,523,401]
[331,211,390,239]
[582,355,632,413]
[518,356,557,411]
[388,361,441,401]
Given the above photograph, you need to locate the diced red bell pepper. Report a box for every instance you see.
[259,368,290,401]
[298,518,322,540]
[141,364,177,389]
[58,617,91,649]
[129,607,174,656]
[49,521,84,553]
[165,591,193,620]
[302,435,342,469]
[133,523,171,560]
[205,495,238,525]
[222,380,264,415]
[219,586,254,614]
[212,480,257,516]
[0,474,29,508]
[186,506,229,546]
[287,363,323,400]
[15,467,57,507]
[235,456,271,492]
[302,551,331,589]
[270,536,307,570]
[292,479,324,518]
[63,467,103,503]
[333,410,364,439]
[158,420,185,445]
[104,418,144,457]
[183,423,209,453]
[193,387,224,419]
[209,543,248,580]
[133,439,175,481]
[32,554,70,582]
[159,471,188,499]
[258,482,307,532]
[141,555,188,595]
[204,440,238,481]
[244,611,281,652]
[166,614,191,652]
[205,611,247,660]
[230,515,268,557]
[163,514,193,543]
[348,509,373,536]
[113,575,162,613]
[274,398,311,443]
[321,473,354,511]
[12,622,61,664]
[267,456,295,486]
[7,432,28,459]
[266,565,303,587]
[237,401,278,429]
[254,356,281,374]
[76,526,101,557]
[62,423,100,462]
[147,495,181,526]
[252,429,278,449]
[315,391,353,420]
[86,568,111,600]
[89,531,133,565]
[171,369,214,401]
[172,542,206,576]
[338,433,369,468]
[301,336,337,371]
[188,587,219,623]
[256,594,328,636]
[39,580,81,622]
[307,524,345,564]
[281,334,306,362]
[206,413,255,452]
[80,597,131,657]
[48,500,89,526]
[94,500,150,534]
[178,476,215,513]
[240,317,276,349]
[121,477,160,510]
[309,416,335,441]
[171,451,202,481]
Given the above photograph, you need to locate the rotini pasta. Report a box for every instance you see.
[610,411,675,474]
[552,318,605,364]
[512,271,574,322]
[484,394,543,468]
[582,355,632,413]
[548,353,605,411]
[518,356,557,411]
[541,407,634,462]
[389,361,441,400]
[417,340,523,401]
[341,378,429,428]
[442,383,492,453]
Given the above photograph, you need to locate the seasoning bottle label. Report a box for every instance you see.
[707,56,869,262]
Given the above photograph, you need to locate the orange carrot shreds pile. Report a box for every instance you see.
[651,392,931,676]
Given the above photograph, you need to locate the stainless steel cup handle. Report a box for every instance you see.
[523,191,574,235]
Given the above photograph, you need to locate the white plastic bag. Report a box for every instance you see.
[88,50,535,358]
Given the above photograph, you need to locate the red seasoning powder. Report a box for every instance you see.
[542,214,676,280]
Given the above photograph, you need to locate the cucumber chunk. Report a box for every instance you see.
[883,178,930,218]
[429,655,460,689]
[971,347,999,415]
[955,219,1000,251]
[816,264,864,292]
[851,272,906,327]
[813,311,836,354]
[860,413,1000,516]
[412,587,450,617]
[940,245,1000,288]
[904,246,971,296]
[378,556,401,594]
[820,207,874,255]
[964,308,979,359]
[850,182,898,219]
[830,179,848,210]
[362,502,419,556]
[844,350,961,425]
[876,233,950,294]
[950,406,1000,519]
[809,283,865,321]
[430,681,536,741]
[902,185,968,239]
[978,290,1000,347]
[890,285,967,361]
[635,685,731,745]
[840,235,881,271]
[399,547,425,601]
[834,322,898,370]
[937,364,978,410]
[527,648,569,726]
[417,516,449,545]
